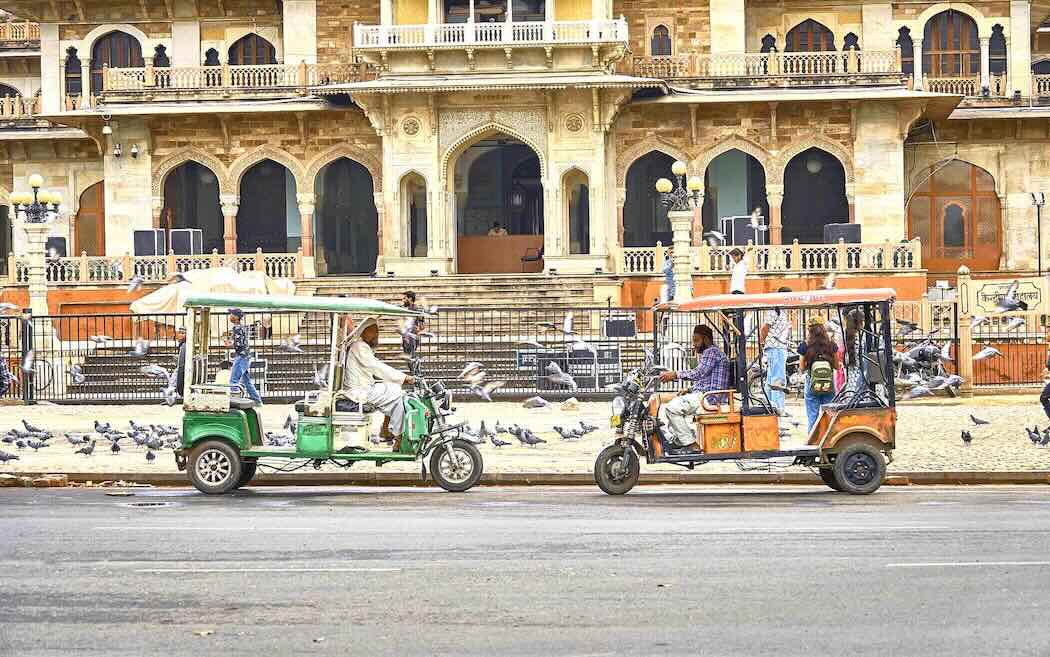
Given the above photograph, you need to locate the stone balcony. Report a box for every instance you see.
[0,21,38,51]
[630,49,906,89]
[352,18,629,73]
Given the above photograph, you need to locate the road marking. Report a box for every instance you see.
[886,561,1050,569]
[94,526,324,532]
[134,567,402,574]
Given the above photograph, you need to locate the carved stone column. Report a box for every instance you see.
[220,195,239,255]
[23,222,50,317]
[296,192,316,257]
[766,186,784,245]
[669,210,694,303]
[979,37,990,92]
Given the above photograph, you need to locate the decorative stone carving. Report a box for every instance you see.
[402,116,422,136]
[152,147,231,196]
[439,108,548,178]
[564,113,584,133]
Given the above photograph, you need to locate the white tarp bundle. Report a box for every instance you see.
[129,267,297,326]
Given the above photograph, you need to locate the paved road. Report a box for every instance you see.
[3,485,1050,657]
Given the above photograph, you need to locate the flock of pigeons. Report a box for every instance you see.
[0,418,181,465]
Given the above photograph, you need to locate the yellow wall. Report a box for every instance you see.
[395,0,429,25]
[556,0,590,21]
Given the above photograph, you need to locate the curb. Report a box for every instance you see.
[4,471,1050,487]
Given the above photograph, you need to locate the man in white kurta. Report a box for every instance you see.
[341,317,416,442]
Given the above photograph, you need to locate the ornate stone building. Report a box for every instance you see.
[0,0,1048,282]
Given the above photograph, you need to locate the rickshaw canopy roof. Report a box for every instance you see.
[672,288,896,312]
[183,292,431,317]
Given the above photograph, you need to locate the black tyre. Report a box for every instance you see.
[187,440,243,495]
[818,466,843,491]
[430,439,483,492]
[234,460,258,489]
[594,444,640,495]
[831,443,886,495]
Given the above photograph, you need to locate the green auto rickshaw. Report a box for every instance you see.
[173,293,483,494]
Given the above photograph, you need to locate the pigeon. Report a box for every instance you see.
[579,420,599,434]
[490,434,511,448]
[313,363,330,388]
[944,374,964,388]
[494,421,509,435]
[1027,427,1042,445]
[961,430,973,445]
[278,334,303,353]
[702,230,726,246]
[537,313,575,336]
[820,272,837,290]
[553,425,576,440]
[0,450,18,462]
[140,364,170,380]
[506,424,523,438]
[110,441,121,454]
[519,429,547,447]
[459,362,485,380]
[926,375,946,390]
[523,396,550,409]
[477,421,493,439]
[22,420,44,433]
[283,414,297,434]
[970,414,991,426]
[545,362,578,391]
[69,363,86,385]
[126,275,145,293]
[938,342,952,362]
[1,435,13,444]
[458,429,484,445]
[28,440,46,451]
[75,441,96,456]
[994,280,1028,312]
[0,302,17,313]
[146,450,156,463]
[462,369,488,386]
[970,315,988,330]
[65,433,88,446]
[972,346,1002,361]
[94,420,112,433]
[896,318,920,336]
[14,440,25,449]
[569,339,598,357]
[88,335,112,345]
[517,340,545,350]
[128,338,150,358]
[20,349,34,374]
[162,387,178,407]
[1004,317,1026,332]
[902,385,932,400]
[1041,428,1050,447]
[470,380,504,402]
[171,272,189,284]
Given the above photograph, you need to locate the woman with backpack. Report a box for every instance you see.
[800,315,840,432]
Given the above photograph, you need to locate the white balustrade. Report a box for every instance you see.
[101,62,362,93]
[1034,75,1050,96]
[353,18,627,48]
[11,252,306,286]
[634,49,901,79]
[0,21,39,42]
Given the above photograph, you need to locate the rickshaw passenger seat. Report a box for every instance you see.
[230,398,256,410]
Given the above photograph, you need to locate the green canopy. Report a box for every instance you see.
[183,293,430,317]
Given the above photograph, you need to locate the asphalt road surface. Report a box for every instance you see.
[3,485,1050,657]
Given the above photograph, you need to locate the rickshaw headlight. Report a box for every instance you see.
[610,396,626,427]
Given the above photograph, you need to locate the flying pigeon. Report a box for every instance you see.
[570,339,598,357]
[128,338,150,358]
[902,385,932,400]
[820,272,836,290]
[470,380,504,402]
[284,414,297,434]
[972,346,1002,361]
[69,363,86,385]
[895,319,919,336]
[944,374,964,388]
[463,369,488,386]
[88,335,112,345]
[126,275,145,293]
[313,363,330,388]
[970,414,991,426]
[170,272,189,284]
[458,362,485,380]
[162,386,178,407]
[545,361,578,391]
[140,364,171,380]
[994,280,1027,312]
[1004,317,1026,332]
[20,349,34,374]
[523,396,550,409]
[970,315,988,330]
[703,230,726,246]
[939,342,952,362]
[517,340,545,350]
[278,334,303,354]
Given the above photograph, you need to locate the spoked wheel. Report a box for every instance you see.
[594,444,640,495]
[818,466,843,491]
[234,460,258,489]
[430,439,483,492]
[188,440,243,495]
[831,443,886,495]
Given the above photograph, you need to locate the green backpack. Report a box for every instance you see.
[809,357,834,394]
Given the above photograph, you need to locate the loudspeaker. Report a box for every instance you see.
[823,223,861,244]
[133,229,167,256]
[169,228,203,255]
[603,317,636,338]
[732,217,763,245]
[45,236,67,258]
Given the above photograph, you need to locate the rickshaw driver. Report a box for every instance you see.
[657,324,732,454]
[337,316,417,451]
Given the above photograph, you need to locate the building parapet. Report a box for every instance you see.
[0,21,38,48]
[354,18,628,51]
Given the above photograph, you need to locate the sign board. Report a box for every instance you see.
[973,279,1044,314]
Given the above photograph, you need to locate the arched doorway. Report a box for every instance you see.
[908,160,1001,273]
[452,133,544,273]
[237,159,300,254]
[701,149,768,243]
[786,19,835,51]
[623,151,675,247]
[922,10,979,78]
[228,33,277,65]
[563,169,590,255]
[401,172,428,258]
[90,31,144,95]
[782,148,848,243]
[162,161,223,254]
[74,181,105,256]
[314,157,378,274]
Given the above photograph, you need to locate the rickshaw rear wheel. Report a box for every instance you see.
[831,443,886,495]
[594,444,640,495]
[430,439,483,492]
[188,439,243,495]
[818,466,843,491]
[234,460,258,489]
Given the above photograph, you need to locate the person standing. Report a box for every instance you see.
[173,327,187,399]
[728,247,748,294]
[400,290,424,355]
[225,308,262,406]
[800,316,839,432]
[662,246,675,302]
[759,286,793,414]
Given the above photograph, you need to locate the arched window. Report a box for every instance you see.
[203,48,220,66]
[90,31,144,94]
[228,33,277,65]
[897,27,914,75]
[785,19,834,52]
[760,34,776,53]
[842,32,860,50]
[0,83,20,98]
[64,47,82,96]
[942,203,965,246]
[989,24,1007,75]
[922,9,979,77]
[651,25,671,56]
[1034,58,1050,75]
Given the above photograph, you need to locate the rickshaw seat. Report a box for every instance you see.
[230,397,256,410]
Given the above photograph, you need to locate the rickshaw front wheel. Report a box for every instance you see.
[594,444,640,495]
[430,439,484,492]
[831,443,886,495]
[188,439,244,495]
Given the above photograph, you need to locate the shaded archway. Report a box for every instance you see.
[563,168,590,255]
[623,151,675,247]
[74,181,105,256]
[314,157,378,274]
[90,31,144,94]
[701,149,768,243]
[782,148,848,243]
[923,9,979,77]
[162,161,223,254]
[401,172,428,258]
[228,33,277,65]
[237,159,300,254]
[908,160,1001,273]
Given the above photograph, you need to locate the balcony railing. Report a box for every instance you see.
[353,18,629,49]
[631,48,902,80]
[100,61,371,97]
[0,94,37,118]
[924,73,1006,97]
[1035,74,1050,97]
[617,239,922,276]
[0,21,39,45]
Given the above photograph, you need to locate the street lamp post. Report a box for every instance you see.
[1033,192,1045,277]
[11,173,61,224]
[655,160,703,303]
[13,174,62,319]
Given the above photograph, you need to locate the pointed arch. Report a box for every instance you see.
[913,2,989,38]
[152,147,231,196]
[82,23,153,54]
[441,123,548,185]
[695,135,772,181]
[615,137,691,189]
[305,143,383,192]
[774,135,854,185]
[229,145,306,192]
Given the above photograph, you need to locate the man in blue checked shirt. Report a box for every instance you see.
[658,324,731,452]
[225,308,263,406]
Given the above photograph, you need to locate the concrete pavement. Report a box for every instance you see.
[2,485,1049,656]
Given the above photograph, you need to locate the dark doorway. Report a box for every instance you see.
[162,161,223,254]
[90,31,144,94]
[701,149,769,238]
[315,157,379,274]
[237,159,300,254]
[75,181,106,256]
[781,148,849,244]
[457,138,543,236]
[623,151,675,247]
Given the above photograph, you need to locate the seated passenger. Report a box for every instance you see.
[338,316,416,452]
[658,324,732,454]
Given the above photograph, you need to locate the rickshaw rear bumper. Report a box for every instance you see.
[173,449,187,471]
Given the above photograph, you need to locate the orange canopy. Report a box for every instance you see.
[671,288,897,312]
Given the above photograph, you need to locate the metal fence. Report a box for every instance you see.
[969,311,1049,387]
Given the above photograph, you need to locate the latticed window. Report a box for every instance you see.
[922,10,979,77]
[785,19,834,52]
[228,34,277,65]
[651,25,671,56]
